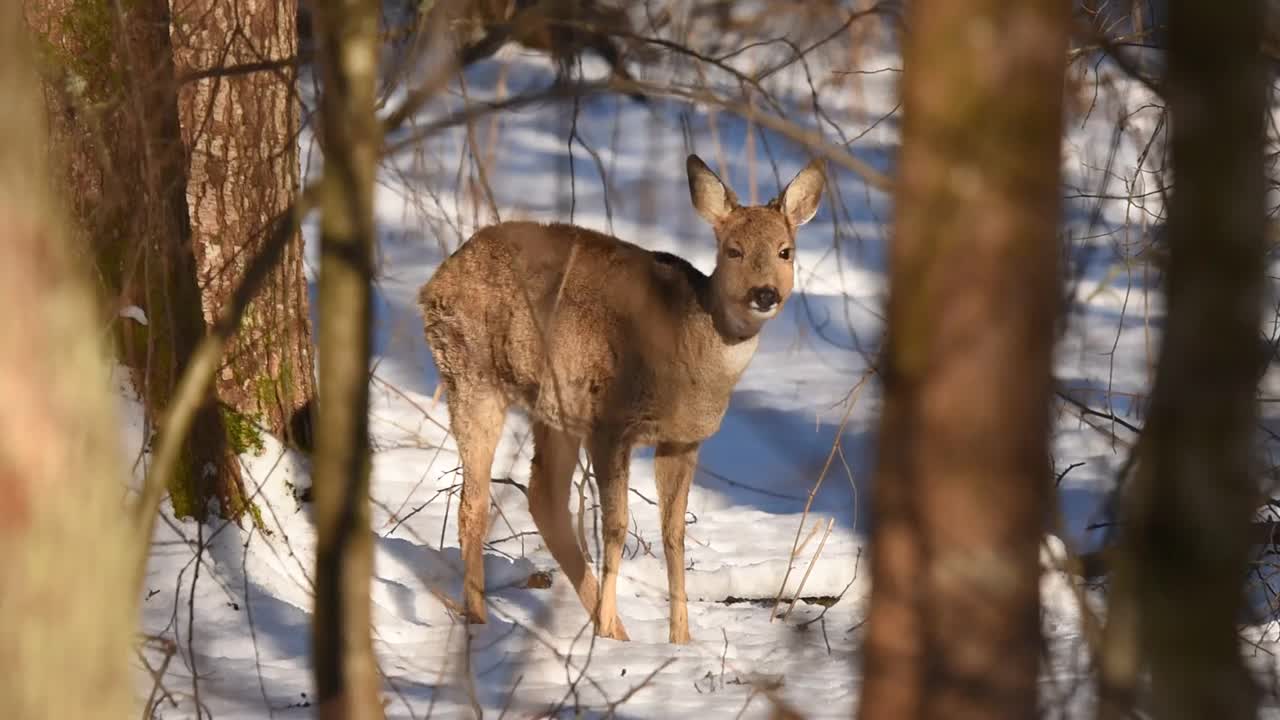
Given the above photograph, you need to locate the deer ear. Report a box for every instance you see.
[778,158,825,227]
[687,154,738,225]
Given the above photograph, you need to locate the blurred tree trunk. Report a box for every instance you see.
[858,2,1068,719]
[172,0,318,452]
[28,0,249,522]
[1096,4,1266,719]
[309,0,384,717]
[0,6,135,717]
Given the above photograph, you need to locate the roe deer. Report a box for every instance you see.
[418,154,824,643]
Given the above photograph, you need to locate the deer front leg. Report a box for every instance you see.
[588,432,631,641]
[656,441,698,644]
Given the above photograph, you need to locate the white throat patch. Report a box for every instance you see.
[721,335,759,376]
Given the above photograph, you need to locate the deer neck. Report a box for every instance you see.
[705,269,768,344]
[689,272,763,380]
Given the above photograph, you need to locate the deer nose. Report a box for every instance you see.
[748,286,780,311]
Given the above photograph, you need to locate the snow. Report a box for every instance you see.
[127,22,1280,720]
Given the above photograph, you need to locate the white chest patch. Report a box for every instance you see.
[721,336,759,377]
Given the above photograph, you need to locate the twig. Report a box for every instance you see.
[601,658,676,719]
[371,373,451,435]
[241,525,276,719]
[187,520,204,720]
[137,641,178,719]
[781,517,835,621]
[1056,389,1142,434]
[771,372,870,620]
[384,78,893,192]
[1055,461,1087,487]
[577,474,593,564]
[719,628,730,690]
[792,518,824,560]
[493,476,529,496]
[384,480,461,537]
[495,674,524,720]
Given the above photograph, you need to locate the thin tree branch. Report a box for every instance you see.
[385,77,893,191]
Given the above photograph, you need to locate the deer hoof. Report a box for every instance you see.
[598,620,630,642]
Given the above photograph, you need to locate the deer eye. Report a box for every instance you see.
[778,247,793,260]
[725,247,744,259]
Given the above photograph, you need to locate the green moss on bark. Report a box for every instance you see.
[220,406,266,456]
[45,0,138,104]
[164,451,200,519]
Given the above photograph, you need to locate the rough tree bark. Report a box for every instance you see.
[1096,3,1266,719]
[858,2,1068,719]
[171,0,318,452]
[28,0,248,521]
[309,0,385,717]
[0,8,135,717]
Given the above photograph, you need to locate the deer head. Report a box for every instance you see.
[686,153,825,340]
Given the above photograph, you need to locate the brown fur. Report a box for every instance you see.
[419,154,824,642]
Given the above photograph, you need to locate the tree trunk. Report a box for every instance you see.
[858,2,1068,719]
[309,0,385,717]
[171,0,318,452]
[0,8,135,717]
[28,0,249,522]
[1097,4,1266,719]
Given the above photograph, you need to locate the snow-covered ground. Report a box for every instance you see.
[130,19,1280,719]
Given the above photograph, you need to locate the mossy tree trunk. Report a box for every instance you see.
[171,0,318,453]
[309,0,385,716]
[0,5,136,716]
[1096,4,1266,719]
[28,0,249,522]
[858,1,1068,719]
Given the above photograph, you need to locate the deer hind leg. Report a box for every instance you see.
[448,385,507,624]
[655,441,698,644]
[587,431,632,641]
[526,421,623,637]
